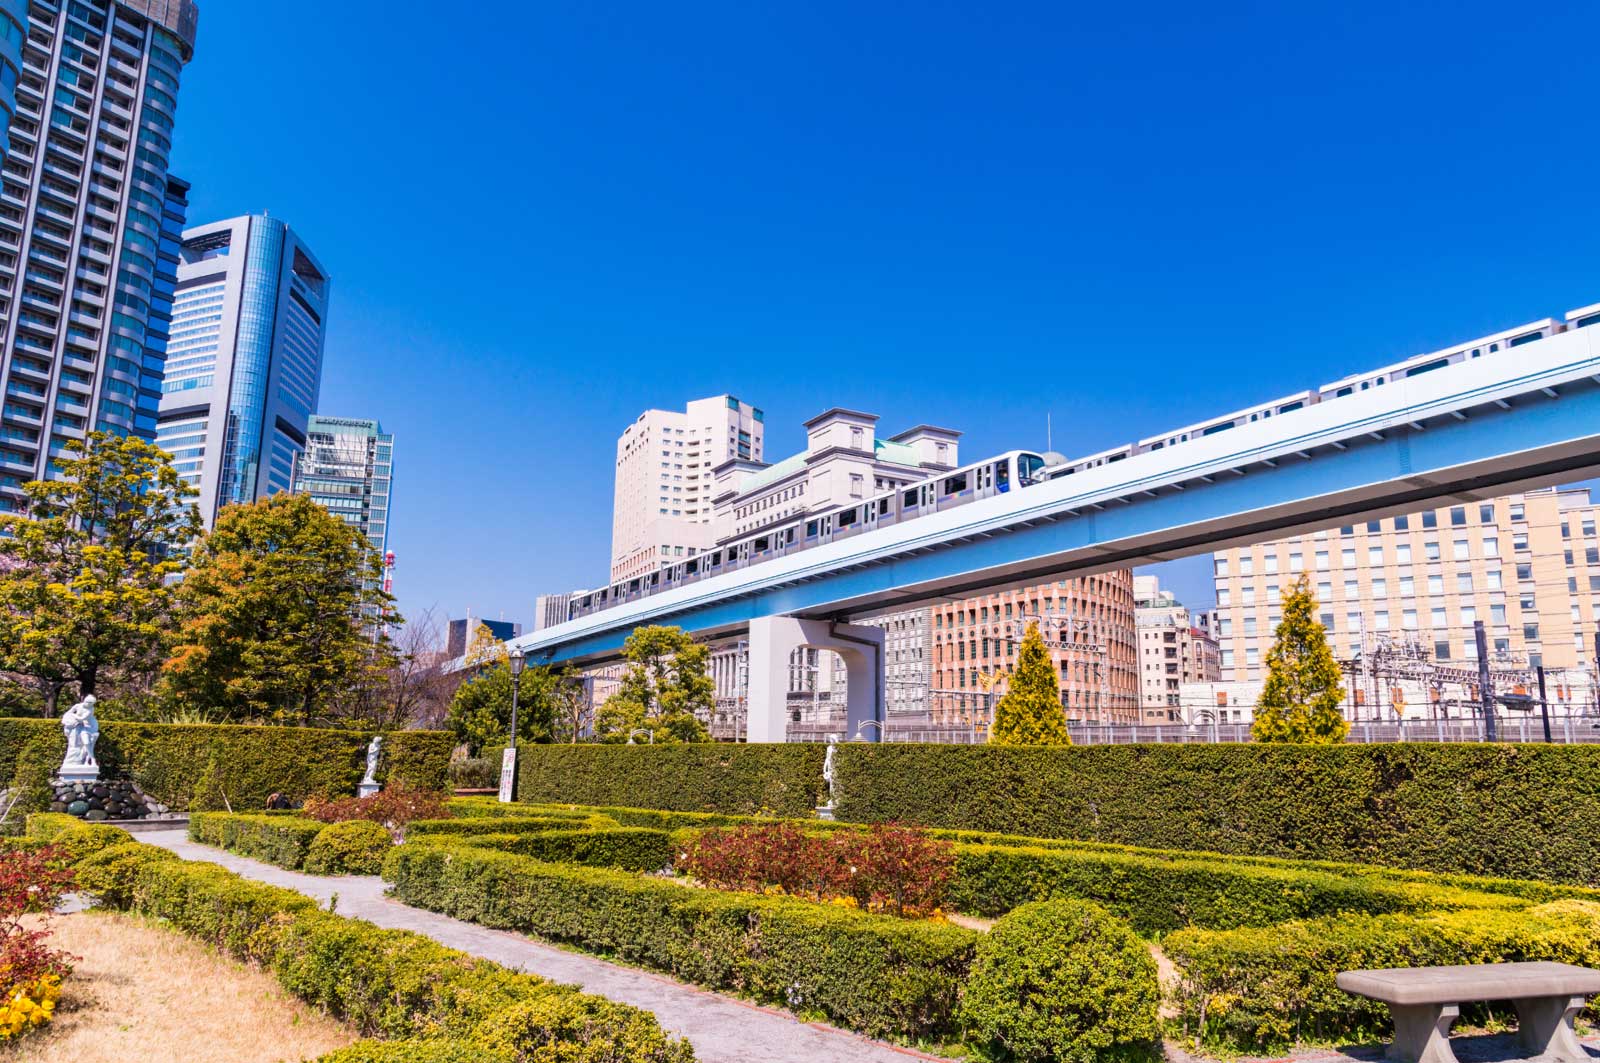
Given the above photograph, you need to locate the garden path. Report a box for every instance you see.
[141,830,950,1063]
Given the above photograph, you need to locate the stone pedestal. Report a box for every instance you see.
[815,804,836,821]
[56,766,98,786]
[357,781,380,798]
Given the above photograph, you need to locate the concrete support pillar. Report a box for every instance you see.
[746,617,885,743]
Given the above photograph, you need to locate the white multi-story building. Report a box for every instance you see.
[610,395,763,582]
[1134,574,1221,722]
[710,408,958,543]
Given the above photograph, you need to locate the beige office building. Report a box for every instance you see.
[1211,487,1600,696]
[610,395,764,582]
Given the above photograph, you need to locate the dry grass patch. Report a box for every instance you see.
[12,910,356,1063]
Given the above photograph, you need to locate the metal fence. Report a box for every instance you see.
[880,715,1600,745]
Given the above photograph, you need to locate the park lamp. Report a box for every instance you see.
[508,645,526,680]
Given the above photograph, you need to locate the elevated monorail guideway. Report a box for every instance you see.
[512,322,1600,687]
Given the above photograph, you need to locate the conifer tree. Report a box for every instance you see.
[988,622,1071,746]
[1251,573,1349,743]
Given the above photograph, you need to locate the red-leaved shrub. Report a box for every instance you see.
[0,846,75,996]
[678,823,953,917]
[303,780,450,839]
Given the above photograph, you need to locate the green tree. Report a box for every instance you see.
[988,622,1071,746]
[160,493,399,725]
[0,432,201,713]
[1251,573,1350,743]
[595,625,712,743]
[446,623,562,753]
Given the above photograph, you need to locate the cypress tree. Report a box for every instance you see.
[989,622,1072,746]
[1251,573,1350,743]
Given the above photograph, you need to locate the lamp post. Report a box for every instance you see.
[505,646,525,802]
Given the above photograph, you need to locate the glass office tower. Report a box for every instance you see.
[0,0,200,511]
[156,214,329,525]
[292,415,393,556]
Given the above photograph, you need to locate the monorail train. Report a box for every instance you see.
[568,451,1052,620]
[568,300,1600,622]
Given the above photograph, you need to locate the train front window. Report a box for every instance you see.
[1018,454,1046,484]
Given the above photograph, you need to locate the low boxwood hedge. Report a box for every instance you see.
[189,811,325,869]
[410,813,620,836]
[384,839,978,1040]
[304,820,392,875]
[944,842,1523,930]
[437,828,674,872]
[1165,898,1600,1053]
[85,841,694,1062]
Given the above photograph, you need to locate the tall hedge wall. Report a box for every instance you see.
[514,744,823,817]
[0,718,453,811]
[833,743,1600,885]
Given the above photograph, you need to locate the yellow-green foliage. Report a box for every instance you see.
[1166,899,1600,1052]
[1251,574,1348,743]
[988,623,1071,746]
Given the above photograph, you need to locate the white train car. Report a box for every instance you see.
[1317,318,1561,398]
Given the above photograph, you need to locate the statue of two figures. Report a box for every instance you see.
[59,694,100,782]
[358,734,382,797]
[818,734,839,820]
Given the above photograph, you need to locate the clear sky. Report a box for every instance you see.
[167,1,1600,628]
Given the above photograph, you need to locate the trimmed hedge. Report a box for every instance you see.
[1165,899,1600,1053]
[513,744,824,817]
[0,718,453,812]
[833,743,1600,885]
[961,900,1161,1063]
[189,811,325,869]
[411,813,621,836]
[437,828,674,872]
[384,839,978,1040]
[944,842,1522,930]
[93,844,694,1061]
[304,820,392,875]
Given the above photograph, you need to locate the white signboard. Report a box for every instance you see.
[498,747,517,803]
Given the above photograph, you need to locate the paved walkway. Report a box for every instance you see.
[141,830,947,1063]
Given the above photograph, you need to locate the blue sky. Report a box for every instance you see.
[168,1,1600,627]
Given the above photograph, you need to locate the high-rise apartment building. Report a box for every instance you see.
[1133,574,1221,722]
[0,2,25,159]
[290,415,391,555]
[611,395,763,582]
[0,0,200,510]
[1211,488,1600,690]
[156,214,329,524]
[446,615,521,658]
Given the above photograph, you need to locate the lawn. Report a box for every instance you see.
[13,910,356,1063]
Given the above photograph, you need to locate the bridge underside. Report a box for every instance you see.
[534,378,1600,668]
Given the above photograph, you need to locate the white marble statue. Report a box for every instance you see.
[60,694,100,775]
[361,734,382,787]
[821,734,839,806]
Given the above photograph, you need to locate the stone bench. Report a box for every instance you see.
[1336,962,1600,1063]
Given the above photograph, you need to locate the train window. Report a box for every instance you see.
[686,559,698,574]
[904,489,919,507]
[806,519,819,537]
[753,536,769,551]
[1509,332,1543,347]
[1336,387,1353,397]
[1405,358,1448,378]
[1278,401,1303,413]
[838,508,858,528]
[1576,314,1600,329]
[1489,343,1499,352]
[784,528,795,543]
[1201,421,1235,437]
[996,463,1010,490]
[943,473,968,494]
